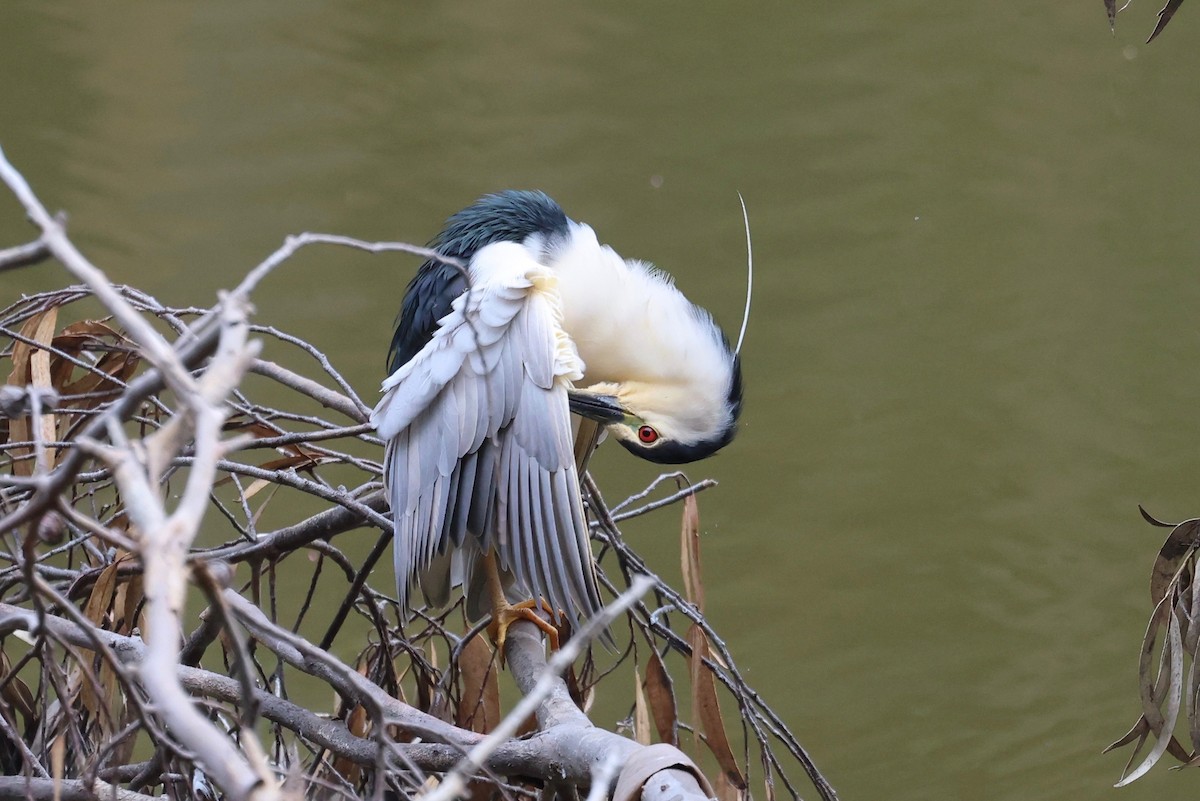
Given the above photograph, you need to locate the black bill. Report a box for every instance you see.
[567,390,626,424]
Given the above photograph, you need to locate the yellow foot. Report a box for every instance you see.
[488,598,562,659]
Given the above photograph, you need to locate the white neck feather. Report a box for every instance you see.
[539,223,734,433]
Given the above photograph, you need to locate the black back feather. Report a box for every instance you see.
[387,191,570,375]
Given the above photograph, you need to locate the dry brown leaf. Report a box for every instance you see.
[0,649,36,729]
[52,319,125,346]
[83,558,124,628]
[715,770,745,801]
[213,453,327,492]
[1117,610,1186,785]
[114,572,143,635]
[1104,717,1149,754]
[634,664,651,745]
[415,642,453,722]
[328,651,375,779]
[28,312,58,456]
[222,418,280,439]
[645,648,678,746]
[333,702,369,785]
[73,660,100,719]
[1148,0,1186,42]
[249,481,285,528]
[1150,519,1200,608]
[58,350,138,406]
[51,733,65,789]
[680,493,704,613]
[5,308,59,474]
[51,320,136,401]
[223,418,322,459]
[689,624,746,790]
[97,657,124,737]
[455,636,500,734]
[241,478,273,501]
[678,492,743,785]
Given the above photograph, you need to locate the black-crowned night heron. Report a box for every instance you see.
[371,191,743,646]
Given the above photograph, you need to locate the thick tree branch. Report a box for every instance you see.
[0,777,162,801]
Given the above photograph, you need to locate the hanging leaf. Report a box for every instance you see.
[213,453,329,491]
[634,664,651,745]
[456,636,500,734]
[1117,610,1186,785]
[58,350,138,408]
[1150,518,1200,608]
[0,649,36,731]
[715,770,745,801]
[332,658,372,786]
[50,320,138,411]
[83,557,125,628]
[5,308,59,475]
[680,493,704,613]
[222,418,322,460]
[645,648,679,746]
[1148,0,1186,42]
[689,624,746,791]
[114,572,144,635]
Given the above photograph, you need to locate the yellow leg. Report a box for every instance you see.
[482,551,561,657]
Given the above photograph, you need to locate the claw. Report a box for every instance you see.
[488,598,562,659]
[480,550,563,662]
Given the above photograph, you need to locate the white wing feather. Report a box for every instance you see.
[371,242,603,623]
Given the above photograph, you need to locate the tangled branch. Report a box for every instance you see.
[0,145,834,801]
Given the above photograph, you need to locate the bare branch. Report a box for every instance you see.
[0,147,832,801]
[0,777,163,801]
[0,237,51,272]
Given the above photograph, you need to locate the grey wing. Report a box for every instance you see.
[371,244,603,624]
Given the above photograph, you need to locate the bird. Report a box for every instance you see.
[371,190,744,647]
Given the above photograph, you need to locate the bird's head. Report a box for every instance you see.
[569,329,743,465]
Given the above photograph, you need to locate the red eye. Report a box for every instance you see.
[637,425,659,444]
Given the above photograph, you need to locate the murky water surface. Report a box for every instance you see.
[5,3,1200,798]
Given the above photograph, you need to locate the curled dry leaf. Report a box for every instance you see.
[1138,504,1174,528]
[611,744,715,801]
[49,321,139,414]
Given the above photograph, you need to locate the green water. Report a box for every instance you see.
[5,3,1200,798]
